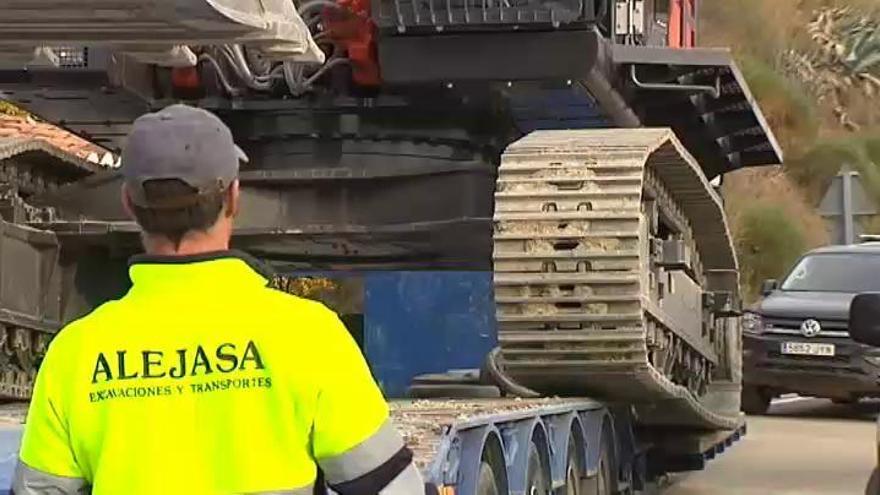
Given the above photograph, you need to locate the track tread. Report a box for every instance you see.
[493,129,740,431]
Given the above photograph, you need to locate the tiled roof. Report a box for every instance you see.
[0,137,99,174]
[0,115,116,168]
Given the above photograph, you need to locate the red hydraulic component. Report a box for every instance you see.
[668,0,682,47]
[683,0,697,48]
[171,66,202,90]
[321,0,381,87]
[668,0,697,48]
[170,66,205,100]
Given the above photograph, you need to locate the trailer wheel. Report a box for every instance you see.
[476,462,500,495]
[588,433,614,495]
[564,435,586,495]
[525,441,551,495]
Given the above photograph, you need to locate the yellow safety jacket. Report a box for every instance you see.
[16,251,423,494]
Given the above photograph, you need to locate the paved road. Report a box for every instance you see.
[664,397,878,495]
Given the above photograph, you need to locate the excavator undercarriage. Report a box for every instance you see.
[494,128,743,429]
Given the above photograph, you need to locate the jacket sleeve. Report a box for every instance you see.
[15,339,88,494]
[310,312,424,494]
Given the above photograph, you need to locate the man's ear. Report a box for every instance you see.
[121,183,137,220]
[225,180,240,218]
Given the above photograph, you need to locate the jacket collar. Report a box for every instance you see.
[128,250,274,291]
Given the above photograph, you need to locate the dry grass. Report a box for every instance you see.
[845,92,880,129]
[700,0,807,62]
[723,167,829,250]
[723,168,829,301]
[738,55,820,151]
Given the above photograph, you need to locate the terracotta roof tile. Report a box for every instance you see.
[0,137,100,176]
[0,115,114,165]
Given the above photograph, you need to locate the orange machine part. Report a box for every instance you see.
[684,0,697,47]
[322,0,382,87]
[668,0,697,48]
[171,66,201,90]
[668,0,682,47]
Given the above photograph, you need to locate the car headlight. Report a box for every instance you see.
[743,312,765,335]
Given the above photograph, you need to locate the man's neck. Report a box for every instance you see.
[142,233,230,256]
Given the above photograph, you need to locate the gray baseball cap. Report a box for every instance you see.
[121,104,248,208]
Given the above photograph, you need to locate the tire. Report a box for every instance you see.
[741,385,772,415]
[586,433,614,495]
[476,461,501,495]
[564,437,586,495]
[867,468,879,495]
[832,396,859,406]
[525,441,551,495]
[596,439,614,495]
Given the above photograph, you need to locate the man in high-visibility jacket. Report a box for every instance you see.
[14,104,428,494]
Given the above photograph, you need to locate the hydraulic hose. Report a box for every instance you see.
[197,54,241,96]
[282,61,306,95]
[302,58,349,85]
[283,58,350,95]
[222,45,274,91]
[485,347,541,398]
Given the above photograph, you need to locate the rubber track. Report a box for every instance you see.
[0,151,90,399]
[493,129,739,431]
[0,316,55,400]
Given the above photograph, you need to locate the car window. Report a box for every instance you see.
[781,253,880,292]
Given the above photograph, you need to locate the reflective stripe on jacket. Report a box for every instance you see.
[15,251,423,494]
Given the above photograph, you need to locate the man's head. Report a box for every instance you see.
[120,104,248,254]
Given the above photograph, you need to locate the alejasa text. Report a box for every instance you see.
[92,341,264,383]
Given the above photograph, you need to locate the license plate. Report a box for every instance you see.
[781,342,835,356]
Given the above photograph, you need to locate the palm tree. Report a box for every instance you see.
[809,7,880,94]
[785,7,880,130]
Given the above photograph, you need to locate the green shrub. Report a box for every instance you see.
[787,139,867,199]
[865,132,880,163]
[737,204,808,302]
[786,134,880,204]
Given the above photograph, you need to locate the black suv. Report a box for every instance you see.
[742,242,880,414]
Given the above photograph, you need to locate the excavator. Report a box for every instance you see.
[0,2,782,490]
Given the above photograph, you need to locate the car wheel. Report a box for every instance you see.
[832,396,859,406]
[741,385,772,415]
[866,467,879,495]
